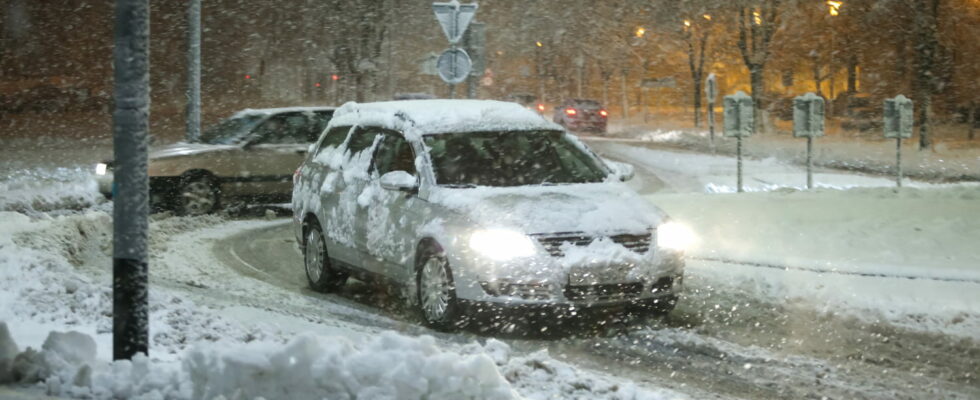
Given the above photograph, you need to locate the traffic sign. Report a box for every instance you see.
[723,91,754,138]
[432,1,478,44]
[793,92,825,138]
[884,95,914,139]
[437,48,472,84]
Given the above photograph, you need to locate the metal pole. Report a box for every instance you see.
[621,69,629,118]
[185,0,201,142]
[896,137,903,188]
[112,0,150,361]
[737,136,744,193]
[708,100,715,153]
[806,136,814,189]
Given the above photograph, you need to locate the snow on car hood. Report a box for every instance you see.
[429,182,665,235]
[149,142,237,159]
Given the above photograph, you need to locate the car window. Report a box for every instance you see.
[345,126,381,158]
[252,113,310,144]
[373,133,416,176]
[316,126,351,152]
[423,130,607,187]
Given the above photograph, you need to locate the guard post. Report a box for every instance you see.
[724,91,754,192]
[793,92,825,189]
[883,95,914,188]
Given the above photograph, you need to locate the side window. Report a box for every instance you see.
[316,125,351,154]
[373,133,416,176]
[252,113,309,144]
[345,127,381,157]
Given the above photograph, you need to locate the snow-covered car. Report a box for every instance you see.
[292,100,688,330]
[95,107,334,215]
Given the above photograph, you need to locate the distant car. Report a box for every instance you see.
[292,100,688,331]
[553,99,608,133]
[95,107,334,215]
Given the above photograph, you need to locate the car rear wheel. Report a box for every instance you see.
[177,174,219,215]
[304,220,347,292]
[416,251,462,331]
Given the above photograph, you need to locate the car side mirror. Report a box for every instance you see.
[380,170,418,193]
[605,160,635,182]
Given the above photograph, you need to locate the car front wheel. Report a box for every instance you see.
[416,251,463,331]
[304,221,347,292]
[177,174,219,215]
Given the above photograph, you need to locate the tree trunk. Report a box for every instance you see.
[918,96,931,149]
[750,65,764,133]
[693,74,702,128]
[969,102,976,141]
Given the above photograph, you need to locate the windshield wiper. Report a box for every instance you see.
[441,184,477,188]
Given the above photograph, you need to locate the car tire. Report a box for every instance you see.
[416,248,463,331]
[177,174,220,215]
[304,220,347,292]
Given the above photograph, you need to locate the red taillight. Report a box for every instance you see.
[537,103,545,112]
[599,109,608,117]
[565,108,577,116]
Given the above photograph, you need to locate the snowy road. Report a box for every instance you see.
[2,140,978,399]
[200,141,979,399]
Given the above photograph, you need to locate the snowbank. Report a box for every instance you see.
[650,186,980,338]
[0,167,105,214]
[0,211,684,399]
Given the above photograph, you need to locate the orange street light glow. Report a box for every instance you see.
[635,27,646,37]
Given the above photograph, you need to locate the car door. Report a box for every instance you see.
[325,125,382,269]
[302,125,358,266]
[239,112,316,197]
[356,131,422,283]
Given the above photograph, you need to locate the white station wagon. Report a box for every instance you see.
[292,100,688,330]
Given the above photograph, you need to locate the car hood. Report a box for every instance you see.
[428,182,665,235]
[149,142,237,159]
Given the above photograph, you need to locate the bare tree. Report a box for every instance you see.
[735,0,781,132]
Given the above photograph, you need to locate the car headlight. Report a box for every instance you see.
[95,163,108,176]
[657,221,696,251]
[469,229,537,261]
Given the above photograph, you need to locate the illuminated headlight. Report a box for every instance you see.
[95,163,108,176]
[469,229,537,261]
[657,221,696,251]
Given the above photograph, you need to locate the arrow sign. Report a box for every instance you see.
[433,1,478,44]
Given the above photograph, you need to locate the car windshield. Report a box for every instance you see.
[423,130,608,187]
[199,115,263,144]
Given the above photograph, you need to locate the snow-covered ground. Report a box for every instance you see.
[591,142,980,339]
[595,127,980,182]
[1,137,978,399]
[0,210,687,399]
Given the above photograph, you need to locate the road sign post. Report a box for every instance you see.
[432,1,478,97]
[793,92,826,189]
[724,91,754,193]
[884,95,914,188]
[112,0,150,361]
[705,74,717,153]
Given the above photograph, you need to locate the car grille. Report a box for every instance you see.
[564,282,644,301]
[532,231,652,257]
[481,281,552,300]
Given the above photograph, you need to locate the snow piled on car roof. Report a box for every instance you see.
[330,100,561,137]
